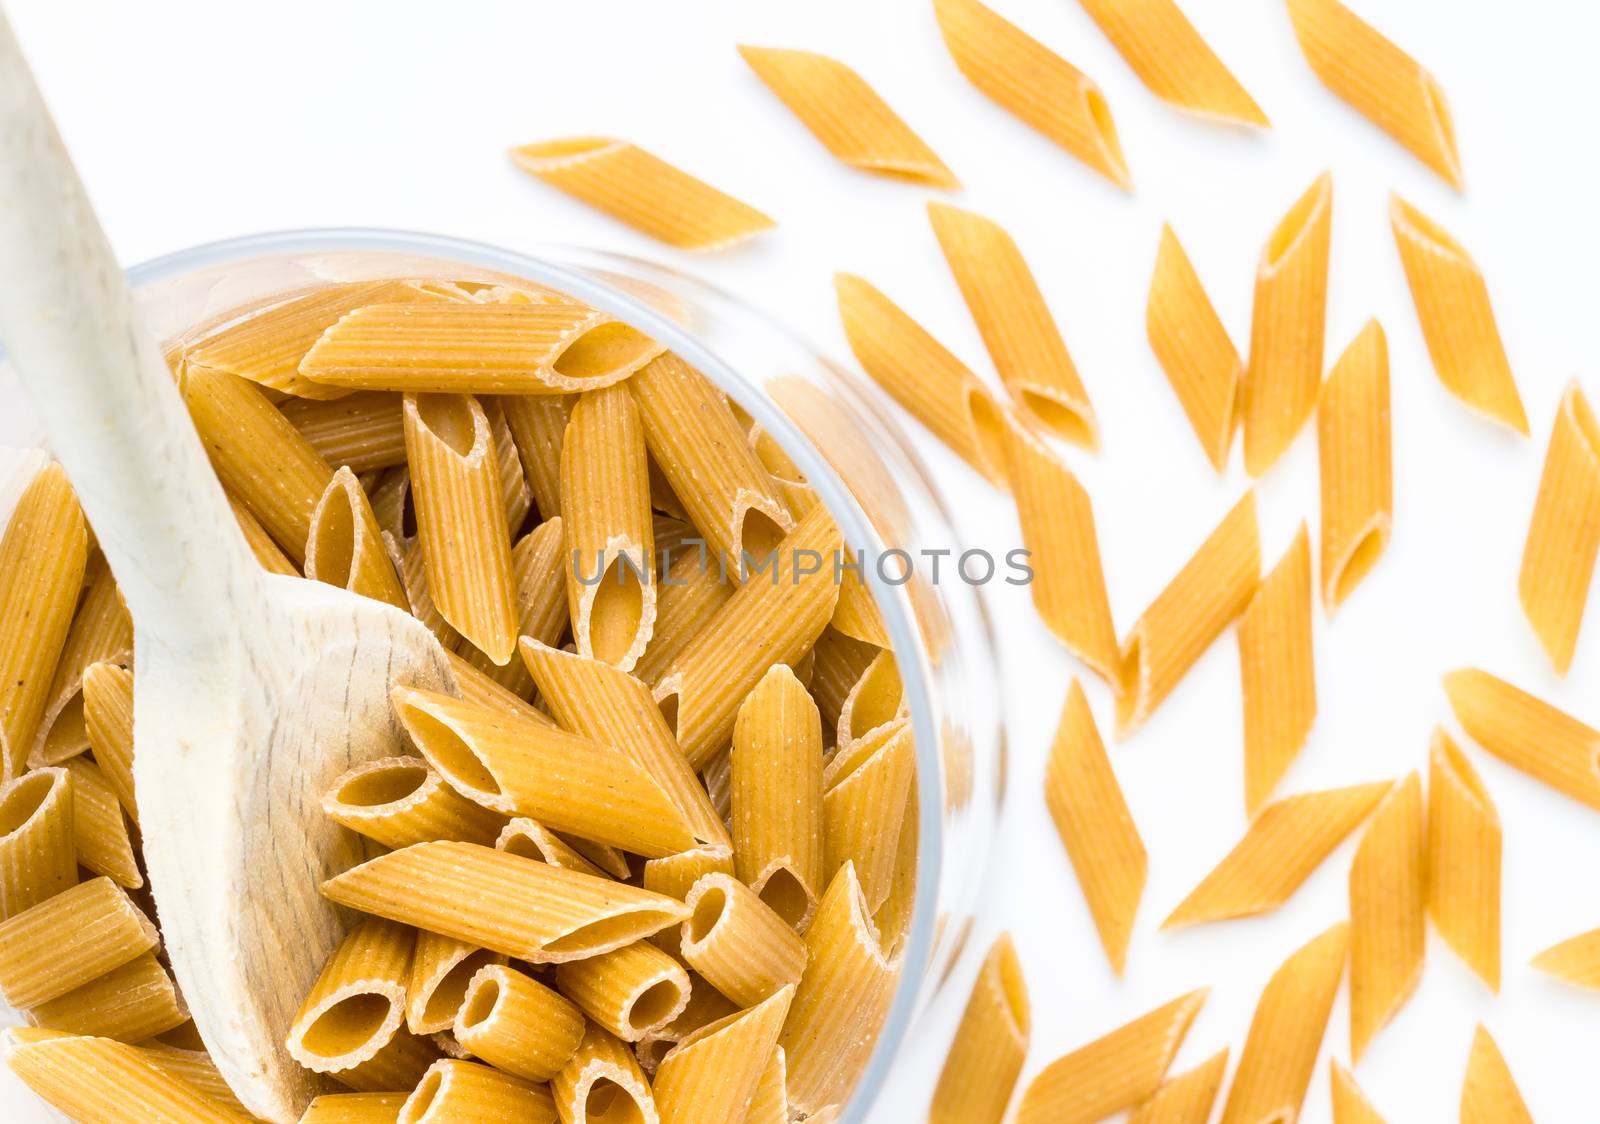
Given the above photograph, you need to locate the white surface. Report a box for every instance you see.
[4,0,1598,1119]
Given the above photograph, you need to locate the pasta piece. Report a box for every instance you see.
[486,399,533,532]
[1146,225,1240,471]
[333,1030,438,1095]
[320,841,691,963]
[2,1028,249,1123]
[455,963,585,1082]
[403,393,518,663]
[929,934,1029,1124]
[1287,0,1461,187]
[809,629,879,738]
[653,985,793,1124]
[391,687,696,857]
[27,951,187,1041]
[1043,681,1146,974]
[498,817,611,878]
[0,766,75,919]
[642,845,736,957]
[499,393,573,520]
[512,138,775,251]
[557,834,633,882]
[1078,0,1265,124]
[1348,773,1425,1061]
[744,1045,788,1124]
[230,492,300,575]
[680,872,808,1007]
[281,390,407,475]
[135,1044,251,1117]
[928,202,1098,447]
[871,794,919,958]
[635,549,734,688]
[81,661,135,822]
[634,976,740,1074]
[465,518,567,697]
[0,876,157,1008]
[739,46,957,186]
[440,649,553,730]
[1460,1026,1534,1124]
[1237,526,1317,814]
[1318,319,1392,610]
[1427,729,1501,991]
[63,757,139,889]
[1219,922,1348,1124]
[306,467,408,609]
[1444,668,1600,810]
[1016,989,1208,1124]
[1530,927,1600,989]
[828,556,890,649]
[822,719,916,911]
[1389,196,1528,434]
[300,1091,409,1122]
[322,756,506,851]
[406,931,504,1035]
[550,1023,661,1124]
[1163,781,1389,928]
[932,0,1131,189]
[1128,1048,1229,1124]
[31,554,131,767]
[834,272,1010,486]
[556,941,691,1042]
[836,649,904,751]
[1117,491,1260,736]
[287,916,417,1077]
[1330,1059,1388,1124]
[399,1059,555,1124]
[1519,381,1600,673]
[0,463,87,779]
[1242,172,1333,477]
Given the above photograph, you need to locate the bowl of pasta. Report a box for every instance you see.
[0,228,1003,1122]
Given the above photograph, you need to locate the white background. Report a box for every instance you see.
[6,0,1600,1120]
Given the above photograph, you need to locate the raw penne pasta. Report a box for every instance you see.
[455,963,585,1082]
[654,503,844,768]
[1427,729,1501,991]
[0,876,158,1008]
[1530,926,1600,988]
[398,1059,555,1124]
[1078,0,1265,124]
[402,393,518,664]
[440,648,552,730]
[809,629,879,738]
[81,661,135,822]
[834,272,1010,487]
[0,766,75,920]
[512,137,775,251]
[871,796,919,958]
[63,756,139,889]
[391,686,696,857]
[549,1023,660,1124]
[928,202,1098,447]
[739,46,957,186]
[1460,1025,1534,1124]
[556,941,691,1042]
[731,664,824,927]
[499,393,573,520]
[1117,491,1260,736]
[406,931,503,1036]
[27,951,187,1041]
[2,1028,248,1123]
[1348,772,1424,1061]
[0,463,87,779]
[835,648,903,749]
[1287,0,1461,187]
[135,1043,253,1117]
[333,1029,438,1095]
[1237,525,1317,814]
[634,976,740,1074]
[286,916,416,1075]
[1443,668,1600,810]
[1330,1058,1387,1124]
[744,1044,788,1124]
[828,559,890,649]
[300,1090,409,1122]
[31,554,131,767]
[556,834,633,882]
[1519,381,1600,674]
[642,845,735,957]
[1219,922,1348,1124]
[320,841,690,962]
[932,0,1131,189]
[1145,224,1241,472]
[1044,681,1146,974]
[1318,319,1393,610]
[497,817,610,878]
[1389,196,1528,434]
[1163,781,1389,928]
[322,756,506,851]
[1242,172,1333,477]
[653,985,793,1124]
[307,467,408,609]
[1016,989,1208,1124]
[822,720,916,911]
[1128,1048,1229,1124]
[465,519,567,697]
[929,934,1029,1124]
[486,399,533,532]
[634,549,734,688]
[680,872,808,1007]
[281,391,407,475]
[230,492,300,576]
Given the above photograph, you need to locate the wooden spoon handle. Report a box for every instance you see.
[0,11,264,654]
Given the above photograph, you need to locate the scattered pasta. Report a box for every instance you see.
[1427,728,1502,991]
[1348,773,1425,1061]
[1078,0,1266,125]
[1237,525,1317,814]
[1460,1025,1534,1124]
[1444,667,1600,811]
[1318,319,1393,610]
[1530,926,1600,989]
[1330,1058,1388,1124]
[1128,1048,1228,1124]
[929,934,1029,1124]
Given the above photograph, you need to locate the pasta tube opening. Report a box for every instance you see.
[397,704,502,803]
[296,991,402,1069]
[332,760,430,809]
[552,322,660,385]
[0,768,60,836]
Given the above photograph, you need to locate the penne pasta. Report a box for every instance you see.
[1427,729,1501,991]
[1237,525,1317,815]
[406,931,504,1036]
[399,1058,555,1124]
[332,1030,439,1095]
[512,137,775,251]
[929,934,1029,1124]
[642,845,735,957]
[307,467,408,609]
[1044,680,1146,974]
[63,756,139,889]
[549,1022,660,1124]
[499,393,573,520]
[1163,781,1389,928]
[1389,196,1528,434]
[932,0,1131,188]
[28,951,187,1042]
[499,818,612,878]
[135,1043,253,1117]
[486,399,533,532]
[31,553,131,768]
[1318,319,1393,610]
[440,648,552,730]
[1530,926,1600,989]
[281,390,407,475]
[300,1091,410,1122]
[822,719,916,912]
[0,766,75,920]
[1219,922,1348,1124]
[1287,0,1461,187]
[555,941,690,1043]
[0,875,158,1007]
[1443,668,1600,810]
[653,985,793,1124]
[81,661,136,822]
[1016,989,1208,1124]
[634,976,739,1076]
[871,795,919,958]
[1242,172,1333,477]
[680,872,808,1008]
[1078,0,1266,125]
[928,202,1098,448]
[455,963,585,1082]
[1518,380,1600,674]
[286,916,417,1077]
[1460,1025,1533,1124]
[635,549,734,688]
[1348,772,1425,1062]
[1330,1058,1388,1124]
[809,629,879,738]
[460,520,565,698]
[231,491,301,576]
[835,648,904,751]
[322,756,506,851]
[744,1044,788,1124]
[1128,1048,1229,1124]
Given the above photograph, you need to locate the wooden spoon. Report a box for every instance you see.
[0,15,453,1121]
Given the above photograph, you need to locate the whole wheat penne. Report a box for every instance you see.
[1460,1025,1533,1124]
[27,951,187,1042]
[496,817,609,878]
[281,390,407,475]
[63,756,139,889]
[872,794,919,958]
[556,941,691,1042]
[30,554,130,768]
[1349,772,1425,1061]
[81,661,135,822]
[929,934,1029,1124]
[557,834,632,882]
[1238,526,1317,814]
[286,916,416,1075]
[499,393,573,520]
[828,558,890,649]
[455,963,584,1082]
[147,1022,208,1051]
[230,492,300,576]
[1319,319,1392,610]
[1287,0,1461,187]
[440,649,552,729]
[1389,196,1527,434]
[333,1030,438,1095]
[1443,668,1600,811]
[1146,224,1241,472]
[399,1058,555,1124]
[809,630,879,740]
[406,931,504,1036]
[134,1044,252,1118]
[636,975,738,1069]
[1330,1058,1387,1124]
[1163,781,1389,928]
[321,841,690,962]
[1079,0,1265,124]
[635,549,734,688]
[307,467,408,609]
[836,648,904,748]
[822,719,916,912]
[464,519,567,697]
[485,399,533,532]
[1219,922,1348,1124]
[642,845,736,958]
[654,985,793,1124]
[1129,1048,1229,1124]
[1044,681,1146,975]
[1428,729,1501,991]
[0,876,157,1008]
[680,873,808,1008]
[1117,491,1260,736]
[2,1028,249,1123]
[744,1044,788,1124]
[0,766,75,920]
[322,756,506,851]
[1242,172,1333,477]
[549,1022,661,1124]
[1530,927,1600,989]
[299,1090,410,1122]
[932,0,1131,188]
